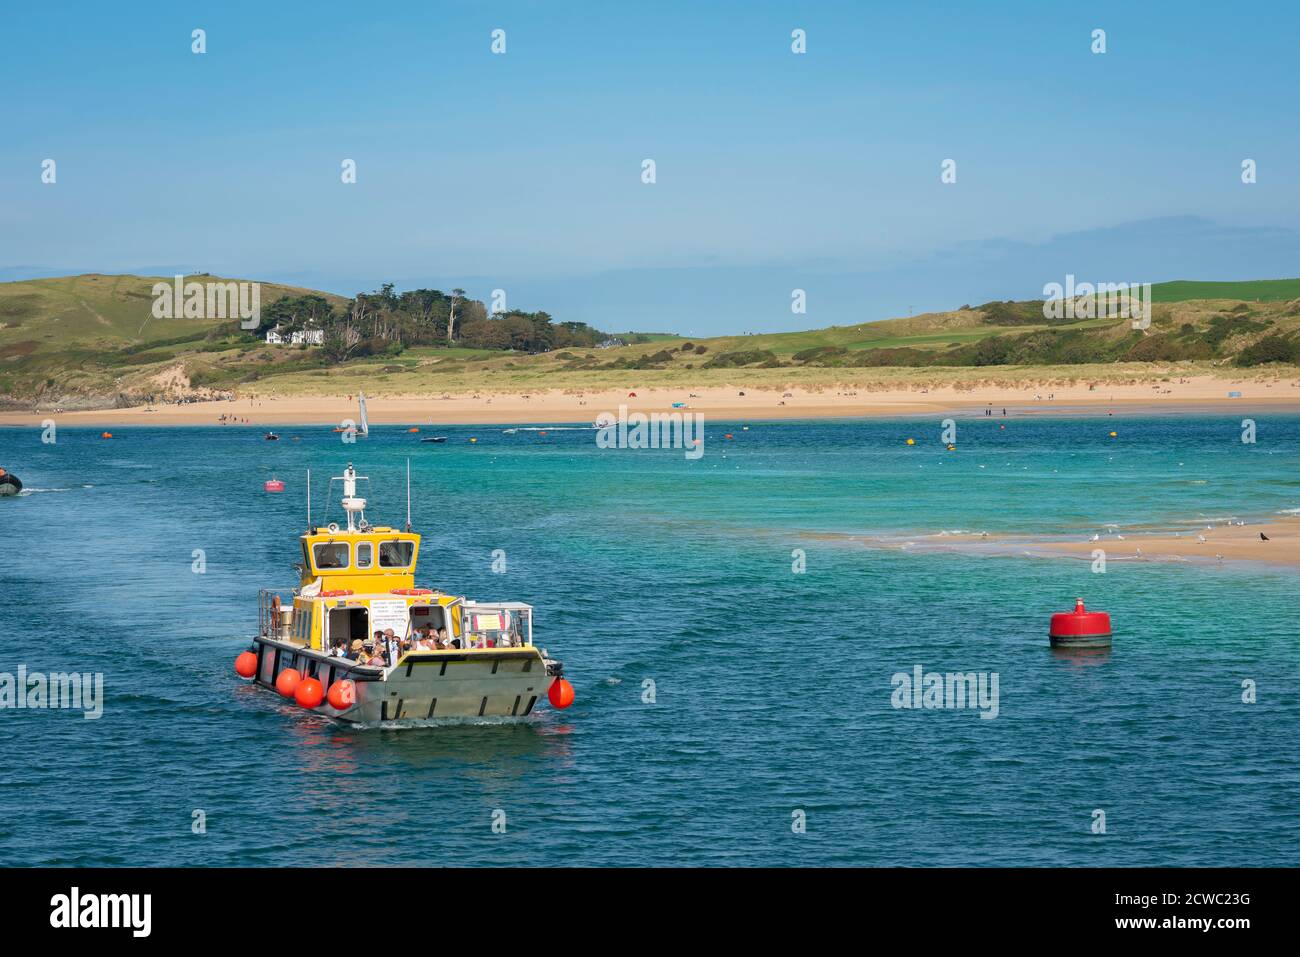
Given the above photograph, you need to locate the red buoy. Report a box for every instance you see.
[548,677,575,709]
[234,651,257,678]
[327,679,356,710]
[1049,597,1112,648]
[264,479,285,493]
[294,676,324,708]
[275,668,302,697]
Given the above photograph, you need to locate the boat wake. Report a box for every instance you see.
[9,485,91,496]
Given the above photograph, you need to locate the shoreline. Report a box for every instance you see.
[4,378,1300,428]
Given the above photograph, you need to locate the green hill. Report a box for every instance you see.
[2,273,1299,409]
[0,274,352,407]
[1149,278,1300,303]
[0,273,347,356]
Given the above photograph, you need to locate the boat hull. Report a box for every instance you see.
[251,637,557,723]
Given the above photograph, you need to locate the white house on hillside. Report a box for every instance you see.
[265,325,324,345]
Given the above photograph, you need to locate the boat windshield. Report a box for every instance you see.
[379,540,413,568]
[313,542,349,569]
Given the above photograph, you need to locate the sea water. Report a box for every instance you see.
[0,414,1297,865]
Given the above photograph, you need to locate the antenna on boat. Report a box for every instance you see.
[405,458,412,532]
[306,468,312,531]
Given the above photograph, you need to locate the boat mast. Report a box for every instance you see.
[306,468,311,531]
[405,458,412,532]
[339,463,367,532]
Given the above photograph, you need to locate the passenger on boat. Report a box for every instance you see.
[382,629,400,665]
[348,639,364,660]
[329,638,348,657]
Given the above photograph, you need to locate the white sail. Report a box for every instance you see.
[358,391,369,436]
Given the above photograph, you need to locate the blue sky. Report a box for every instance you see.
[1,0,1297,334]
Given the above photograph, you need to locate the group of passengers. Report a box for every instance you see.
[328,629,400,667]
[412,623,461,651]
[326,620,523,665]
[326,623,463,666]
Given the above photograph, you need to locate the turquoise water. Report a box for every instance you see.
[1,415,1298,866]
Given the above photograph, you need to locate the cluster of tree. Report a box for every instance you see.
[458,313,606,352]
[255,285,608,361]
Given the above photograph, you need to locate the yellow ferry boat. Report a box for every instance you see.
[234,464,573,723]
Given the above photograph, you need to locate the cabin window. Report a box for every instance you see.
[294,604,315,646]
[464,608,528,648]
[409,605,445,631]
[356,542,374,569]
[379,540,414,568]
[313,542,349,569]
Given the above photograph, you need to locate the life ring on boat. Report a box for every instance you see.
[390,588,433,596]
[318,589,354,598]
[327,523,340,533]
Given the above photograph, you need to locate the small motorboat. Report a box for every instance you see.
[420,436,447,444]
[264,432,280,441]
[0,468,22,496]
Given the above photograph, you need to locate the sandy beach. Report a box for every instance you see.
[801,516,1300,569]
[4,375,1300,428]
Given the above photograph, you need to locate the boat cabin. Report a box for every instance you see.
[258,465,535,660]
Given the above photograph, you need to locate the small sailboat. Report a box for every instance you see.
[331,391,370,437]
